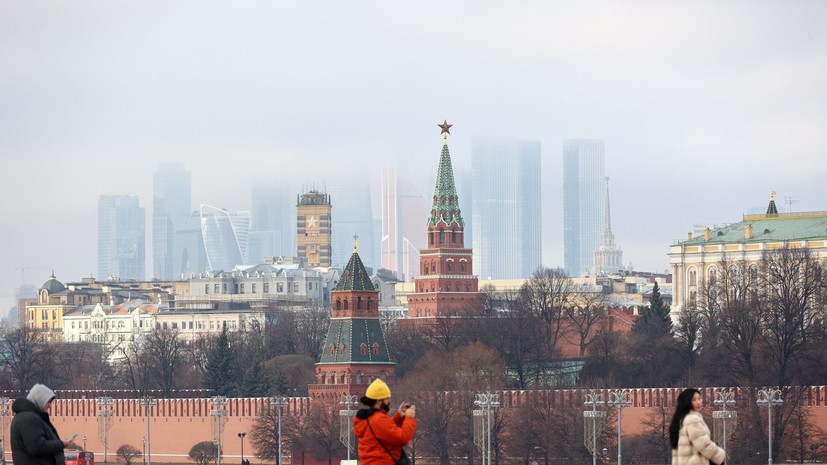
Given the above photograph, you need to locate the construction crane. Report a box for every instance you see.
[13,265,49,286]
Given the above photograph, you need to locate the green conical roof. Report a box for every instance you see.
[428,142,464,227]
[335,250,375,291]
[318,319,394,365]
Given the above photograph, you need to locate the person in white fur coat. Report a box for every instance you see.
[670,388,726,465]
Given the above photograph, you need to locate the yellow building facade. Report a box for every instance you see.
[296,189,332,267]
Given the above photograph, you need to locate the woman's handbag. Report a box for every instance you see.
[367,416,411,465]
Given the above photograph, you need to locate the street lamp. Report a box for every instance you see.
[83,436,87,451]
[608,390,632,465]
[140,397,157,465]
[270,397,289,465]
[713,389,737,455]
[96,397,114,465]
[142,437,146,465]
[756,388,783,465]
[238,432,246,464]
[1,397,10,465]
[210,397,228,465]
[583,391,606,465]
[339,395,359,461]
[473,393,500,465]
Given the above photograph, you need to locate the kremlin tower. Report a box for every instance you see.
[406,121,485,320]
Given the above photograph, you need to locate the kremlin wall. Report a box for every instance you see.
[2,387,827,464]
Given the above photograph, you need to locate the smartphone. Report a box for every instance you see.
[69,433,78,441]
[405,404,412,408]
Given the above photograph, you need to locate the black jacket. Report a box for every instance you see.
[10,398,65,465]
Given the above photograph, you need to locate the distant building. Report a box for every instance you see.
[471,136,542,279]
[380,169,428,281]
[669,194,827,311]
[296,190,332,268]
[592,177,624,275]
[249,185,295,265]
[63,301,159,360]
[152,164,192,280]
[200,205,251,273]
[98,195,145,280]
[563,139,605,277]
[327,182,378,270]
[173,210,208,278]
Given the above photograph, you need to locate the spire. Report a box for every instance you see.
[335,249,375,291]
[766,190,779,216]
[428,121,463,227]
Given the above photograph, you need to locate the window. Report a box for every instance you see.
[172,322,178,329]
[293,282,299,292]
[251,283,256,293]
[372,343,380,355]
[439,230,445,244]
[52,309,56,319]
[42,309,48,319]
[344,300,349,310]
[263,282,269,293]
[277,283,284,293]
[447,263,452,272]
[205,284,210,294]
[357,297,362,310]
[240,283,245,293]
[688,268,697,287]
[356,371,363,384]
[360,343,367,355]
[336,298,341,310]
[189,321,193,329]
[215,284,220,293]
[223,283,227,293]
[235,284,239,293]
[460,263,465,272]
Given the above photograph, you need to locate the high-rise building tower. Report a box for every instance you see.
[592,177,624,275]
[407,122,484,320]
[471,136,542,279]
[327,182,378,270]
[250,185,295,264]
[297,190,332,267]
[563,139,606,277]
[380,168,428,281]
[98,195,146,280]
[152,163,191,280]
[200,205,251,273]
[308,244,394,402]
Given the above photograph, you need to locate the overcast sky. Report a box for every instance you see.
[1,1,826,315]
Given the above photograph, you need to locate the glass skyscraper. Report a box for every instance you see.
[152,163,191,280]
[200,205,251,273]
[98,195,146,280]
[249,185,295,264]
[471,136,542,280]
[326,182,378,270]
[563,139,606,277]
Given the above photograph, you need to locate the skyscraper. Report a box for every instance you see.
[250,185,295,264]
[380,168,428,281]
[563,139,606,277]
[471,136,542,279]
[152,164,191,280]
[296,190,332,267]
[592,177,624,275]
[174,211,208,278]
[98,195,146,280]
[200,205,251,273]
[327,182,378,270]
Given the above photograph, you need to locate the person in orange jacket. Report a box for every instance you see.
[353,379,416,465]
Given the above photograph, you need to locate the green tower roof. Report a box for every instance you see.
[428,142,464,227]
[318,319,394,365]
[335,250,375,291]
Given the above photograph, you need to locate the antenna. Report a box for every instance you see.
[784,196,800,213]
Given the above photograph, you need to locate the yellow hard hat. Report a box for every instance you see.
[365,378,391,400]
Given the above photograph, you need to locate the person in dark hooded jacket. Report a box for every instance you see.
[353,379,416,465]
[10,384,69,465]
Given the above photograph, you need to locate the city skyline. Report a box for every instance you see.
[2,2,826,314]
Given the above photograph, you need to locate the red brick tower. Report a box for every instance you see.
[307,244,395,403]
[406,122,485,320]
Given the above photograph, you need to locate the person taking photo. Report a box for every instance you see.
[353,379,416,465]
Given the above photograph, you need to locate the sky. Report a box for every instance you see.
[1,1,826,316]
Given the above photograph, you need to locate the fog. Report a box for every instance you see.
[2,1,826,314]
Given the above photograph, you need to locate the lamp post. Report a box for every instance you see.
[238,433,246,464]
[1,397,10,465]
[756,388,783,465]
[140,396,157,465]
[142,437,146,465]
[713,389,737,455]
[608,390,632,465]
[210,396,228,465]
[474,393,500,465]
[583,391,606,465]
[339,395,359,461]
[96,397,114,465]
[83,436,87,451]
[271,397,289,465]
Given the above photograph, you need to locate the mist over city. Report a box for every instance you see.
[2,2,826,314]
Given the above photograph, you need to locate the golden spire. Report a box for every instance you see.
[352,234,360,253]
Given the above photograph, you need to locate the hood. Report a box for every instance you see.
[12,397,40,414]
[353,408,381,439]
[26,384,55,411]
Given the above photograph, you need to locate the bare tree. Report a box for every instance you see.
[0,327,56,391]
[116,444,142,465]
[188,441,220,465]
[143,327,185,395]
[518,267,574,360]
[564,287,609,358]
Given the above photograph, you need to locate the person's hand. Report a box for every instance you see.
[62,439,71,448]
[405,405,416,419]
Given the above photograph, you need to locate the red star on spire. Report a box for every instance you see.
[438,120,452,135]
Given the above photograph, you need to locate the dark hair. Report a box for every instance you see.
[360,396,378,407]
[669,388,700,449]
